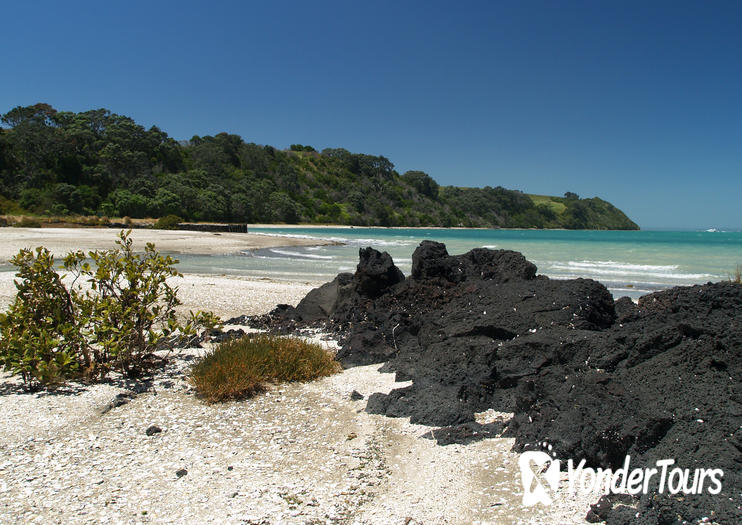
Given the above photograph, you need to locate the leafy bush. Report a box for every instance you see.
[154,214,183,230]
[0,230,219,388]
[190,335,341,403]
[0,248,86,386]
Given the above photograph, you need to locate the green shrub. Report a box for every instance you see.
[0,230,219,388]
[190,335,341,403]
[0,248,87,386]
[154,214,183,230]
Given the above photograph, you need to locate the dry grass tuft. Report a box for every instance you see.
[11,216,42,228]
[190,334,341,403]
[730,264,742,284]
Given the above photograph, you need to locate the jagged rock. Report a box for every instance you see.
[410,240,537,283]
[586,495,616,523]
[410,240,452,281]
[354,247,405,298]
[207,328,246,343]
[294,273,355,322]
[145,425,162,436]
[349,390,364,401]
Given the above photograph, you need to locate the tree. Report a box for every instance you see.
[290,144,316,152]
[109,189,151,217]
[563,200,589,229]
[402,170,439,199]
[1,103,57,128]
[269,192,299,223]
[149,188,182,217]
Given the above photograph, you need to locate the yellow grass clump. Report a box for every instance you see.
[190,334,341,403]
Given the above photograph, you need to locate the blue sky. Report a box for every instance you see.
[2,1,741,229]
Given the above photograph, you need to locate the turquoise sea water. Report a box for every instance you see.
[174,228,742,300]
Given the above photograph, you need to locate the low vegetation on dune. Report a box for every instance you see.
[189,335,341,403]
[4,214,112,227]
[0,103,638,229]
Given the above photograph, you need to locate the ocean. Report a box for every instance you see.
[174,227,742,300]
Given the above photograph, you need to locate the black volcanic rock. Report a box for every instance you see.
[294,272,355,322]
[355,247,405,298]
[506,282,742,524]
[248,242,742,524]
[275,247,405,325]
[410,240,452,280]
[353,248,404,298]
[410,240,537,283]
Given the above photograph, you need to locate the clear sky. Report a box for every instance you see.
[2,1,740,229]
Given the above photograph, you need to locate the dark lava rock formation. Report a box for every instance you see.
[249,241,742,524]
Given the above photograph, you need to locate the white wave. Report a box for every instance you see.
[324,236,414,247]
[559,260,679,272]
[244,269,335,277]
[550,272,719,284]
[541,259,717,280]
[482,245,498,249]
[250,229,419,247]
[249,232,324,241]
[268,249,334,260]
[608,287,654,294]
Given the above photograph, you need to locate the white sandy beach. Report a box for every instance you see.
[0,227,335,263]
[0,228,598,524]
[0,227,330,318]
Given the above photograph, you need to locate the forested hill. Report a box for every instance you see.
[0,104,639,230]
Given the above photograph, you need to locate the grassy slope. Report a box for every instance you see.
[527,194,567,214]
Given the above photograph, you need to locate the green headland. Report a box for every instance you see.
[0,103,638,230]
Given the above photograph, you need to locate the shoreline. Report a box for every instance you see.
[0,227,337,263]
[249,223,644,232]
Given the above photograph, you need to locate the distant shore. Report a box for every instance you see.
[248,223,641,231]
[0,227,337,263]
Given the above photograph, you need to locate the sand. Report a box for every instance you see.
[0,272,320,321]
[0,227,335,263]
[0,230,598,524]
